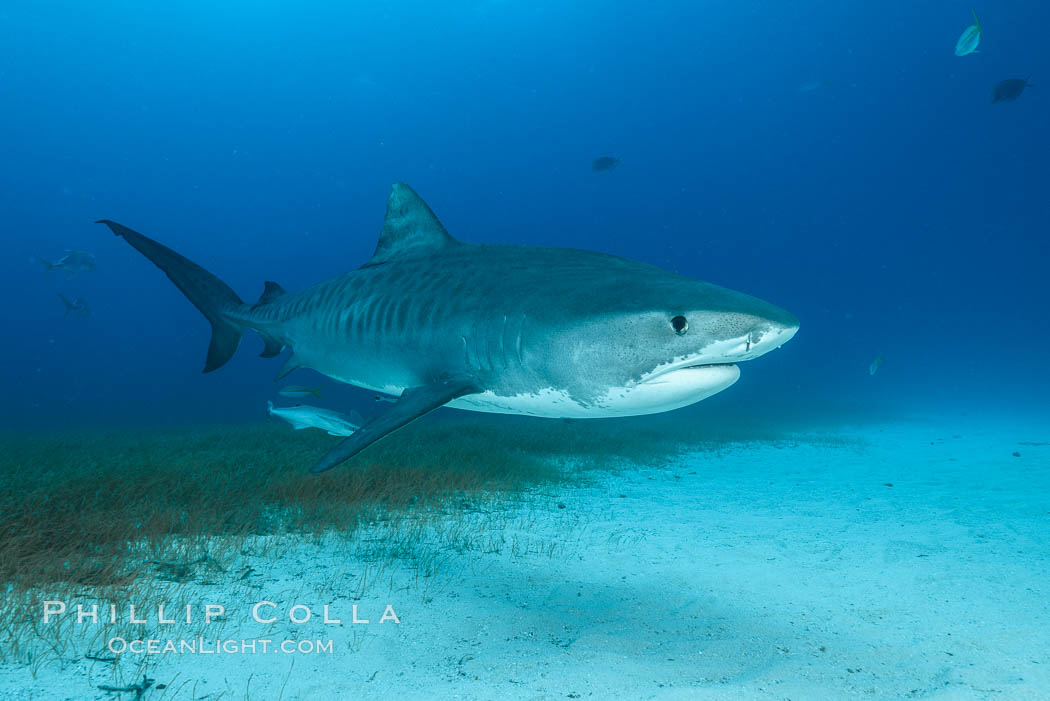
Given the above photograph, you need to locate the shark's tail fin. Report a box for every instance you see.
[58,293,73,317]
[37,257,55,274]
[98,219,246,372]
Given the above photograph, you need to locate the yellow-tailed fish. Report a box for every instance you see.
[278,384,324,399]
[954,10,981,57]
[869,355,884,376]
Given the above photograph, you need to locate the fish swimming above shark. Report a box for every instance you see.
[992,78,1032,103]
[954,9,982,57]
[38,249,96,276]
[59,293,91,319]
[278,384,325,400]
[99,183,798,473]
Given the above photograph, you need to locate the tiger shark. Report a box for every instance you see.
[99,183,798,473]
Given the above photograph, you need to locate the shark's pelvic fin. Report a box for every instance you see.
[310,375,479,473]
[98,219,245,373]
[363,183,460,267]
[259,335,284,358]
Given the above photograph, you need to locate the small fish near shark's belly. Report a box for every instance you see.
[448,364,742,418]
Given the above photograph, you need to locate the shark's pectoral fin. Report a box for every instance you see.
[310,375,479,474]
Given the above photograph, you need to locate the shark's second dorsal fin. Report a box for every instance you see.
[364,183,458,267]
[255,281,287,307]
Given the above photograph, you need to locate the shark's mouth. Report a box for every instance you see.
[640,351,734,377]
[639,361,740,386]
[623,362,742,411]
[664,361,739,376]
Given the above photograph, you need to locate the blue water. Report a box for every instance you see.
[2,1,1047,428]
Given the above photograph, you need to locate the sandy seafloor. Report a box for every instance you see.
[2,412,1048,700]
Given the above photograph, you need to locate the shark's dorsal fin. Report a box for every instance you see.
[363,183,458,267]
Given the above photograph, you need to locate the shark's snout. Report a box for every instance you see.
[642,310,798,385]
[725,316,798,364]
[746,317,799,357]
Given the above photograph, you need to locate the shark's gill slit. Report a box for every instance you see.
[515,314,526,369]
[498,314,508,369]
[482,322,494,372]
[465,327,479,371]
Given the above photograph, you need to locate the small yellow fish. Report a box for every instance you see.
[869,355,884,376]
[278,384,324,399]
[955,9,981,57]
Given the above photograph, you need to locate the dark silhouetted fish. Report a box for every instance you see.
[591,156,620,172]
[38,249,96,276]
[278,384,324,400]
[797,79,831,93]
[992,78,1032,103]
[59,294,91,319]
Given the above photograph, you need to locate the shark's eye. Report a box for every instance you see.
[671,315,688,335]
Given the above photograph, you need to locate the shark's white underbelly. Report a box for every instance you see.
[447,364,741,418]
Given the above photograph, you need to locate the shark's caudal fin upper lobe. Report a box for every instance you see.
[98,219,246,372]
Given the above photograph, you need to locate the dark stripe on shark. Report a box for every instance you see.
[383,298,398,336]
[395,298,411,332]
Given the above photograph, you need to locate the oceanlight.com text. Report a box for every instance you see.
[108,637,335,655]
